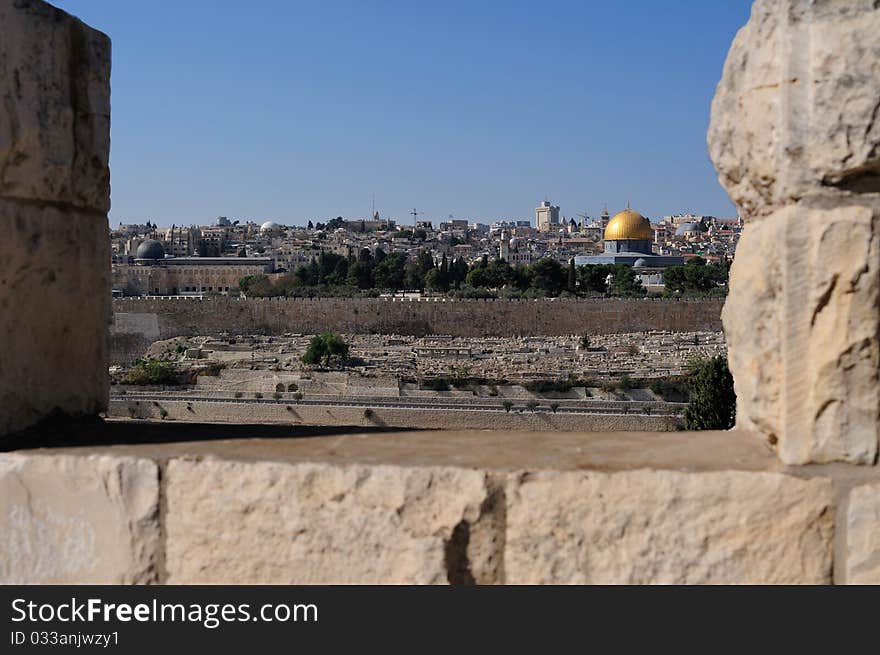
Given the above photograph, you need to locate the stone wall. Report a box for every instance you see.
[0,0,111,436]
[709,0,880,464]
[4,432,878,584]
[107,399,680,432]
[111,297,723,342]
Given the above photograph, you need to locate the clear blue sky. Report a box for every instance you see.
[54,0,750,227]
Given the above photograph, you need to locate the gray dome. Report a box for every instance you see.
[136,239,165,260]
[633,258,648,268]
[675,222,704,236]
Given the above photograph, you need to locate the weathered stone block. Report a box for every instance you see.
[846,481,880,584]
[723,204,880,464]
[0,453,160,583]
[0,198,110,436]
[709,0,880,216]
[0,0,111,212]
[504,469,833,584]
[165,459,503,584]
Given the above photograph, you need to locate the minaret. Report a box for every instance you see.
[499,230,510,262]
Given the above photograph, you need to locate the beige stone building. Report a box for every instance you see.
[112,240,273,295]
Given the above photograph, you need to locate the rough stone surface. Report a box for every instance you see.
[724,204,880,464]
[0,0,111,212]
[110,297,723,340]
[710,0,880,464]
[165,458,503,584]
[504,469,833,584]
[708,0,880,216]
[1,199,110,435]
[0,1,111,437]
[0,453,159,584]
[846,481,880,584]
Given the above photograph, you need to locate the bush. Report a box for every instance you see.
[502,400,513,412]
[617,375,632,391]
[292,392,303,401]
[234,391,243,398]
[301,332,350,367]
[549,402,559,413]
[526,400,539,411]
[254,392,263,399]
[126,359,178,386]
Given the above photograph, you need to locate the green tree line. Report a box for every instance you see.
[239,250,670,298]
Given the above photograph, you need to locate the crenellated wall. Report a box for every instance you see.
[111,297,724,340]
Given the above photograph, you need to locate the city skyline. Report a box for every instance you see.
[55,0,750,226]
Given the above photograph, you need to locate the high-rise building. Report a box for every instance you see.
[535,201,560,232]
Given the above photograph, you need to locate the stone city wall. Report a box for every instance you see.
[111,297,723,343]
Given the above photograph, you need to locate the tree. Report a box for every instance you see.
[567,258,576,292]
[301,333,350,367]
[577,265,608,293]
[529,258,566,295]
[307,220,314,230]
[683,355,736,430]
[372,252,407,290]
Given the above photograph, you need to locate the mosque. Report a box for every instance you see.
[573,206,684,268]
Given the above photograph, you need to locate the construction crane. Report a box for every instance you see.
[410,208,420,226]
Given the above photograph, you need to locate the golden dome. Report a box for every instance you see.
[604,208,653,241]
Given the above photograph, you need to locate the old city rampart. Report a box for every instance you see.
[112,297,724,339]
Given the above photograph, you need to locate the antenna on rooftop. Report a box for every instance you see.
[410,208,420,227]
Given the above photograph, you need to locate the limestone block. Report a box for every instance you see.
[723,204,879,464]
[0,453,160,584]
[504,469,833,584]
[846,481,880,584]
[165,458,503,584]
[0,198,110,436]
[708,0,880,216]
[0,0,111,212]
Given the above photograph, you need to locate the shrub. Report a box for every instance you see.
[549,402,559,413]
[254,392,263,399]
[502,400,513,412]
[526,400,539,411]
[126,359,178,385]
[292,392,303,401]
[301,332,350,367]
[617,375,632,391]
[234,391,243,398]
